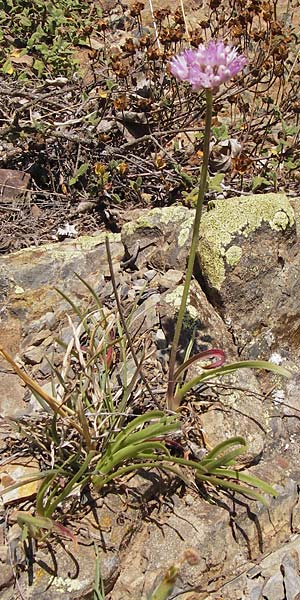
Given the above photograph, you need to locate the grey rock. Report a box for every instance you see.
[37,358,53,378]
[0,372,26,418]
[24,311,56,335]
[0,168,30,202]
[281,550,300,600]
[121,206,194,271]
[257,535,300,579]
[156,269,184,290]
[132,278,146,289]
[0,560,14,592]
[57,325,75,346]
[23,328,52,347]
[249,580,265,600]
[129,293,160,335]
[155,328,167,350]
[22,345,45,365]
[29,381,57,413]
[144,269,157,281]
[260,571,285,599]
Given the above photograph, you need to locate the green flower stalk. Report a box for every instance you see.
[167,41,247,410]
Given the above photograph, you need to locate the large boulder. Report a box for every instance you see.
[197,193,299,361]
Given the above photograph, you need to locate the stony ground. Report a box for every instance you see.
[1,1,300,599]
[1,194,300,598]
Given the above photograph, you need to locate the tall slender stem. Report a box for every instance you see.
[167,89,213,410]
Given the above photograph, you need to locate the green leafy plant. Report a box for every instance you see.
[0,0,102,78]
[93,544,106,600]
[69,162,90,186]
[0,268,283,536]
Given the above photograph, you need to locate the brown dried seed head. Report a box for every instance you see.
[113,94,128,110]
[270,21,283,35]
[273,63,284,77]
[231,23,243,37]
[139,34,152,48]
[168,26,185,42]
[111,61,129,77]
[147,47,162,60]
[200,20,210,29]
[153,8,171,21]
[253,29,265,41]
[210,0,221,9]
[174,9,184,25]
[83,25,93,35]
[292,101,300,113]
[97,19,108,31]
[122,37,136,54]
[190,29,204,47]
[130,2,144,17]
[137,97,153,110]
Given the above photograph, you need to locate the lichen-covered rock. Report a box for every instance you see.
[197,193,300,361]
[121,206,194,271]
[0,232,123,422]
[198,193,295,293]
[0,232,122,324]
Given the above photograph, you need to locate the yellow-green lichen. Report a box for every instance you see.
[4,232,121,264]
[122,216,154,236]
[51,576,89,592]
[152,205,191,225]
[225,245,243,266]
[165,285,198,319]
[269,210,290,231]
[14,285,25,295]
[198,193,295,291]
[122,206,193,246]
[178,213,195,247]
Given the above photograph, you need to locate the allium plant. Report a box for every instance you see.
[167,42,290,410]
[167,41,278,410]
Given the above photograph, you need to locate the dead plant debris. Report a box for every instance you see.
[1,0,300,253]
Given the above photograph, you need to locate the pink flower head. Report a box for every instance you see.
[170,40,247,91]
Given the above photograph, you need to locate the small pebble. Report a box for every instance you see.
[144,270,156,281]
[155,328,167,350]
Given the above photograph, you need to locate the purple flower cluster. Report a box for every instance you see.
[170,40,247,91]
